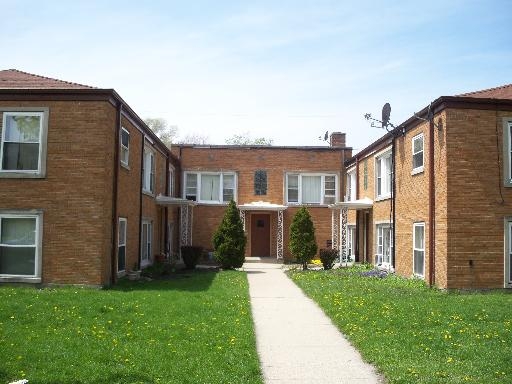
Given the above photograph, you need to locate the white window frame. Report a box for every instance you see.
[346,168,356,201]
[376,223,393,270]
[183,171,237,204]
[141,220,152,267]
[169,165,175,197]
[347,224,356,261]
[142,146,155,194]
[412,133,424,175]
[504,119,512,186]
[0,109,48,178]
[120,127,130,167]
[505,219,512,288]
[413,222,425,277]
[118,218,127,273]
[375,150,392,200]
[0,211,43,283]
[285,173,338,205]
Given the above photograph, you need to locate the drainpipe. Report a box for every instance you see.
[110,102,122,285]
[355,157,360,261]
[428,119,436,286]
[164,154,170,256]
[391,137,396,270]
[138,137,145,270]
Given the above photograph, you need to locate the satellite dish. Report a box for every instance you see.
[324,131,328,141]
[382,103,391,127]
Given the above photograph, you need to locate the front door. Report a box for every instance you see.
[251,214,271,257]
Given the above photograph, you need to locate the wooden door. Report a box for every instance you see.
[251,214,271,257]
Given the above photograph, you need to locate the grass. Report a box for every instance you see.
[0,271,263,384]
[288,266,512,384]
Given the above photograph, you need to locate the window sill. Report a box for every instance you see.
[411,166,424,176]
[375,195,391,202]
[120,163,130,171]
[196,201,231,206]
[0,171,45,179]
[142,190,155,197]
[0,276,41,283]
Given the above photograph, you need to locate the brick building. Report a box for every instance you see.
[172,136,352,260]
[2,69,512,290]
[334,84,512,289]
[0,69,180,286]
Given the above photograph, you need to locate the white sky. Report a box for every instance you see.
[2,0,511,152]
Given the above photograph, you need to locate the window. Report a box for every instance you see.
[346,169,356,201]
[413,222,425,277]
[0,110,47,177]
[363,159,368,191]
[346,225,356,262]
[504,120,512,185]
[0,213,41,280]
[118,218,127,273]
[120,128,130,166]
[141,220,152,267]
[506,220,512,287]
[376,223,393,268]
[184,172,236,203]
[254,170,267,195]
[142,146,155,194]
[169,166,175,197]
[286,173,337,205]
[412,134,424,173]
[375,151,392,199]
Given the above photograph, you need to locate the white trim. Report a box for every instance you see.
[141,219,153,268]
[375,149,392,200]
[346,168,356,201]
[120,127,130,168]
[0,211,43,282]
[0,109,48,178]
[183,171,237,204]
[285,172,338,205]
[412,133,424,175]
[504,119,512,186]
[142,146,155,194]
[505,218,512,288]
[375,222,393,270]
[413,222,425,277]
[118,217,127,273]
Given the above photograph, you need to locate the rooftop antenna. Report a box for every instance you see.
[364,103,397,132]
[318,130,329,142]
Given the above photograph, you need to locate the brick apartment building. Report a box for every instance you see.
[0,69,180,286]
[172,136,351,260]
[334,84,512,289]
[1,69,512,289]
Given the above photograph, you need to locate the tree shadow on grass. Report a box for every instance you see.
[37,371,155,384]
[110,269,219,293]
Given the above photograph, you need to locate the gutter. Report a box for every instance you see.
[110,102,122,285]
[391,138,396,270]
[138,137,145,270]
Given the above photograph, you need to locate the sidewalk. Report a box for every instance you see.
[245,262,383,384]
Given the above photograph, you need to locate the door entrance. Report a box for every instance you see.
[251,214,271,257]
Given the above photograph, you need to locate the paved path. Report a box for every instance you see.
[245,262,383,384]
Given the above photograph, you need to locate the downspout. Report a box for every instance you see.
[110,102,122,284]
[355,157,360,261]
[428,119,436,286]
[164,154,170,256]
[391,137,396,270]
[138,136,145,270]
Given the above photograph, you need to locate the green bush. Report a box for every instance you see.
[213,200,247,269]
[289,206,317,270]
[319,248,338,270]
[181,245,203,269]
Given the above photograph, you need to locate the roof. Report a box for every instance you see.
[457,83,512,99]
[0,69,96,89]
[329,197,373,210]
[238,201,288,211]
[177,144,351,151]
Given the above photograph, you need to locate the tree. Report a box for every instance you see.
[213,200,247,269]
[289,207,317,270]
[225,132,273,146]
[175,133,210,145]
[144,118,177,147]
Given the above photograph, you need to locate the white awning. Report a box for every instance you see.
[329,197,373,211]
[238,201,288,211]
[156,195,197,207]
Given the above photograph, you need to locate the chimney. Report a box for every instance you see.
[329,132,345,147]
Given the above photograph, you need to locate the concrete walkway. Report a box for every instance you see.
[244,262,383,384]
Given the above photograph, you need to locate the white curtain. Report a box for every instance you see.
[201,174,220,201]
[302,176,321,203]
[1,218,36,245]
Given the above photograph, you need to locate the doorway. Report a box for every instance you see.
[251,214,271,257]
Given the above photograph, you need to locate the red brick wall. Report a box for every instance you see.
[0,101,116,285]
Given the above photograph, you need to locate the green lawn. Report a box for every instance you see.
[0,271,262,384]
[288,267,512,384]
